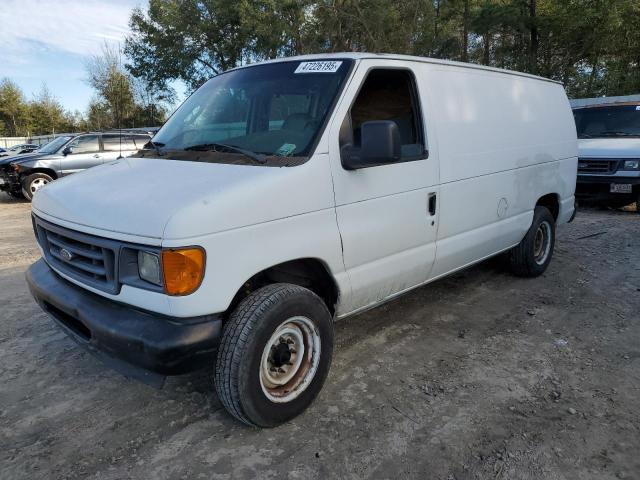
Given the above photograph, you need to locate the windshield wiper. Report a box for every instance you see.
[597,131,638,137]
[144,141,165,156]
[183,143,267,164]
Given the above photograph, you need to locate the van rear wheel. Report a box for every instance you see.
[509,206,555,277]
[215,283,333,427]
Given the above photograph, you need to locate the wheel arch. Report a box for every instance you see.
[535,193,560,221]
[225,258,340,318]
[20,167,58,181]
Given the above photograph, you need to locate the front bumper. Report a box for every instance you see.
[0,167,20,192]
[26,259,223,386]
[576,174,640,201]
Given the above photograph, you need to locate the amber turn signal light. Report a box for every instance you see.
[161,247,205,296]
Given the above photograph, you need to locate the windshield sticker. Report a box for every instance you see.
[276,143,297,156]
[295,61,343,74]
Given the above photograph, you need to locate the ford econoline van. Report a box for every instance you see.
[26,54,577,427]
[573,102,640,209]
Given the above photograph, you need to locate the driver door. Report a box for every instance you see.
[328,60,440,314]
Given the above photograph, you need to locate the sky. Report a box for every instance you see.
[0,0,184,113]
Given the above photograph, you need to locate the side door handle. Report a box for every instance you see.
[428,193,437,216]
[93,154,101,158]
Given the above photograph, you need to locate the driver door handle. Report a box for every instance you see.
[93,154,101,158]
[428,193,437,216]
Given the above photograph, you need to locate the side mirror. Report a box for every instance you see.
[341,120,401,170]
[62,146,72,156]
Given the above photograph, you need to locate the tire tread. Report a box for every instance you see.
[215,283,315,427]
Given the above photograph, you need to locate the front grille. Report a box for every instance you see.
[577,158,619,174]
[33,217,118,294]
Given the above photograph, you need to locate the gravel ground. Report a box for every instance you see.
[1,192,639,480]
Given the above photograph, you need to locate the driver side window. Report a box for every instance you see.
[345,69,425,162]
[68,135,99,154]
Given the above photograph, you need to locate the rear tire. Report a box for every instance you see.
[22,173,53,201]
[509,206,555,277]
[215,283,333,427]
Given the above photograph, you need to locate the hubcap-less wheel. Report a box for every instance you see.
[533,220,552,265]
[259,316,321,403]
[30,177,49,193]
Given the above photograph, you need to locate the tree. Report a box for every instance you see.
[0,78,30,137]
[124,0,640,99]
[85,43,170,129]
[29,84,70,135]
[125,0,312,91]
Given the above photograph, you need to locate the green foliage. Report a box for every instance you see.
[85,43,172,130]
[0,79,83,137]
[0,79,31,137]
[125,0,640,98]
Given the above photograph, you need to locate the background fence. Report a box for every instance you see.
[0,134,65,149]
[0,128,160,149]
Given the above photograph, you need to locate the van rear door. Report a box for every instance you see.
[328,60,439,314]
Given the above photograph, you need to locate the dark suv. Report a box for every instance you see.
[0,132,151,200]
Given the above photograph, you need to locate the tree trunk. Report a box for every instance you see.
[433,0,441,56]
[529,0,538,74]
[461,0,469,62]
[483,33,491,65]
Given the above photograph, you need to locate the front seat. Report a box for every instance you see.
[282,113,314,131]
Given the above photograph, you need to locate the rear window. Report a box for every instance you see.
[103,135,136,151]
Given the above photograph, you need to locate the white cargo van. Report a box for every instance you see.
[26,53,577,427]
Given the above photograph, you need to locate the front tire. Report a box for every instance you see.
[215,283,334,427]
[22,173,53,201]
[509,206,555,277]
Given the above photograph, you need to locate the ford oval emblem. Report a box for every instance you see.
[59,248,74,262]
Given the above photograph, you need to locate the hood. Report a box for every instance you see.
[32,156,333,241]
[0,151,53,166]
[578,137,640,158]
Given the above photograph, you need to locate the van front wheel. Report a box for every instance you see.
[509,206,555,277]
[215,283,333,427]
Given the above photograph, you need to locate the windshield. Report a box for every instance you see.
[574,105,640,138]
[38,136,73,154]
[150,59,353,165]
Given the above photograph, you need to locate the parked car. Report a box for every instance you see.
[25,54,577,427]
[0,132,151,200]
[0,143,40,157]
[573,102,640,210]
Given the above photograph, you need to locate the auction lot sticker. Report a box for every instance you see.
[295,61,343,73]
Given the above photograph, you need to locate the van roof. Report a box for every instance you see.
[230,52,562,85]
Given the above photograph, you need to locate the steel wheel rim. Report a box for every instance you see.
[533,221,552,265]
[30,178,49,193]
[259,316,321,403]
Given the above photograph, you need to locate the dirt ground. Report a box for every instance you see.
[1,192,639,480]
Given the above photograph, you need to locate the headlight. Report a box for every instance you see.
[623,160,640,170]
[137,251,162,286]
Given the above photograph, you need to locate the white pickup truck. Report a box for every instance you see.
[26,53,577,427]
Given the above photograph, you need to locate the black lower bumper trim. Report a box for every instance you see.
[577,175,640,185]
[26,259,223,386]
